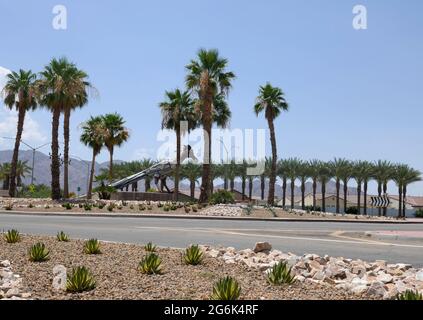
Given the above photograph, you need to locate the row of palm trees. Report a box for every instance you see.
[0,161,31,190]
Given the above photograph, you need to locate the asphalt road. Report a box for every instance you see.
[1,213,423,267]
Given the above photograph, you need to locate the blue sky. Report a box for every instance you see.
[0,0,422,195]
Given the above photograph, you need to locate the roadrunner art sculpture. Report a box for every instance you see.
[109,145,198,192]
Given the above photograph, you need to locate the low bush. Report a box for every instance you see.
[183,245,204,265]
[29,243,50,262]
[211,276,241,300]
[267,261,296,285]
[4,229,21,243]
[209,190,235,205]
[185,206,191,213]
[243,203,254,216]
[97,202,106,209]
[83,203,92,211]
[144,242,157,252]
[84,239,101,254]
[66,266,96,293]
[139,204,146,211]
[305,205,321,212]
[396,290,423,300]
[107,204,115,212]
[57,231,70,242]
[345,207,359,215]
[139,253,162,274]
[415,209,423,218]
[62,203,73,210]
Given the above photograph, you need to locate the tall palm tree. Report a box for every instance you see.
[2,70,38,197]
[373,160,395,216]
[227,160,238,192]
[254,83,289,205]
[352,160,374,215]
[181,162,202,198]
[80,116,105,199]
[159,89,196,200]
[393,164,421,218]
[402,167,421,218]
[330,158,350,214]
[297,160,310,210]
[277,159,288,208]
[61,64,91,199]
[317,161,333,213]
[185,49,235,203]
[285,158,301,209]
[238,160,249,200]
[102,113,130,182]
[340,160,354,213]
[308,159,320,210]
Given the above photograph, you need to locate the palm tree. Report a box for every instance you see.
[102,113,130,182]
[185,48,235,203]
[317,161,333,213]
[15,160,31,187]
[373,160,395,216]
[308,159,320,210]
[238,160,249,200]
[297,160,310,210]
[227,160,238,192]
[159,89,196,200]
[277,159,288,208]
[285,158,301,209]
[2,70,38,197]
[258,158,271,201]
[254,83,289,205]
[80,116,105,199]
[340,160,354,213]
[61,63,91,199]
[393,164,421,218]
[353,160,374,215]
[181,162,202,198]
[0,163,11,190]
[330,158,350,214]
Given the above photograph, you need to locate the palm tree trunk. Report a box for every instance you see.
[108,147,114,182]
[260,175,265,200]
[199,114,212,204]
[312,178,317,210]
[3,176,10,190]
[267,119,277,205]
[9,106,26,197]
[224,177,228,190]
[63,106,70,198]
[377,182,382,216]
[51,107,61,200]
[248,177,253,200]
[301,178,305,210]
[383,183,388,216]
[397,185,402,218]
[230,179,235,192]
[290,179,295,209]
[87,151,96,200]
[363,180,368,215]
[343,182,348,213]
[357,181,361,215]
[174,127,181,201]
[335,178,340,213]
[241,178,246,200]
[322,180,326,212]
[402,185,407,218]
[282,177,287,208]
[190,179,195,199]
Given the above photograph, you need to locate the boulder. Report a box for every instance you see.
[377,272,393,284]
[367,281,386,298]
[52,265,67,292]
[208,249,220,258]
[253,242,272,253]
[0,260,11,268]
[351,285,368,295]
[4,287,20,298]
[416,271,423,281]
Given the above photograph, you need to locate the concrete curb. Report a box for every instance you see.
[1,210,423,224]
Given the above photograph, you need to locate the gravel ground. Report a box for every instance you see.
[0,235,371,300]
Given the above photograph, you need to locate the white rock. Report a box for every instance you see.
[5,287,20,298]
[351,285,368,295]
[416,271,423,281]
[0,260,10,268]
[253,242,272,253]
[367,281,386,297]
[376,273,393,284]
[208,249,220,258]
[52,265,67,292]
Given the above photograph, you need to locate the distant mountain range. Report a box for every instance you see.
[0,149,359,197]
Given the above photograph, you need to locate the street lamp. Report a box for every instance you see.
[1,137,50,185]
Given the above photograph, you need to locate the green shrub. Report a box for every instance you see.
[396,290,423,300]
[84,239,101,254]
[62,203,73,210]
[209,190,235,205]
[83,203,92,211]
[122,201,128,207]
[97,202,106,209]
[129,204,134,210]
[28,203,34,208]
[144,242,157,252]
[170,204,177,211]
[243,203,254,216]
[211,276,241,300]
[139,253,162,274]
[192,205,198,213]
[305,205,321,212]
[345,207,359,215]
[93,182,116,200]
[264,204,277,217]
[185,206,191,213]
[415,209,423,218]
[29,243,50,262]
[267,261,296,285]
[57,231,70,242]
[163,205,170,212]
[139,204,146,211]
[4,229,21,243]
[66,266,96,293]
[157,202,163,208]
[147,205,153,210]
[107,204,115,212]
[147,188,157,193]
[183,245,204,265]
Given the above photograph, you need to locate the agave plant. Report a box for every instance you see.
[66,266,96,293]
[144,242,157,252]
[139,253,162,274]
[183,245,204,266]
[57,231,70,242]
[4,229,21,243]
[396,290,423,300]
[84,239,101,254]
[29,243,50,262]
[211,276,241,300]
[267,261,296,285]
